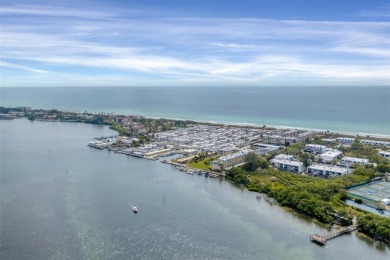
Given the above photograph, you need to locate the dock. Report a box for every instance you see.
[310,217,358,245]
[164,160,225,177]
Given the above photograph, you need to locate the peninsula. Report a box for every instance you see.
[2,106,389,244]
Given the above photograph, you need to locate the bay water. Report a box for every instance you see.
[0,118,389,259]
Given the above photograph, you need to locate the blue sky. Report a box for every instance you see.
[0,0,389,87]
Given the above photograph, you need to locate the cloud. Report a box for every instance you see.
[0,4,118,19]
[0,3,389,86]
[0,61,50,74]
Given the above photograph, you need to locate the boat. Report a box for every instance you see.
[132,206,138,213]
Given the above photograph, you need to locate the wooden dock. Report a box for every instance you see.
[310,224,357,245]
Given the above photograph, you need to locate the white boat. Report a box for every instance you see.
[132,206,138,213]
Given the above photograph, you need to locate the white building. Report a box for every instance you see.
[339,157,369,167]
[319,149,342,163]
[210,161,222,171]
[360,139,390,148]
[305,144,327,154]
[336,137,355,144]
[381,198,390,206]
[217,147,237,156]
[378,150,390,160]
[144,148,172,158]
[307,164,350,177]
[322,138,336,144]
[216,149,252,170]
[253,143,281,153]
[270,159,303,173]
[274,154,295,161]
[336,137,390,148]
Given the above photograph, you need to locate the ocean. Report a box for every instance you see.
[1,86,389,135]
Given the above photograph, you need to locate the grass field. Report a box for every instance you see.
[188,160,210,170]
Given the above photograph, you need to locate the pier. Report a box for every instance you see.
[311,217,358,245]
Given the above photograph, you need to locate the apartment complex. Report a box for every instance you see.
[378,150,390,160]
[304,144,327,154]
[270,158,303,173]
[211,149,252,170]
[319,149,342,163]
[339,157,369,167]
[307,164,350,177]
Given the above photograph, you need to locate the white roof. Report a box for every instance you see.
[270,159,303,167]
[341,157,369,163]
[320,149,342,158]
[274,154,294,160]
[219,149,252,161]
[308,164,348,173]
[305,144,326,148]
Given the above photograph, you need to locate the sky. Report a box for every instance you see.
[0,0,389,87]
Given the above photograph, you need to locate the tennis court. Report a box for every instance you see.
[347,180,390,203]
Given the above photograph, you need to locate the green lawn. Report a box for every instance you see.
[188,160,210,170]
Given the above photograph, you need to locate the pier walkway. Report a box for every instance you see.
[310,217,358,245]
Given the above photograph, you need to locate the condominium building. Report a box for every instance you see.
[210,161,222,171]
[339,157,369,167]
[270,158,303,173]
[211,149,252,170]
[273,154,295,161]
[336,137,390,148]
[336,137,354,144]
[360,139,390,148]
[304,144,327,154]
[217,147,237,156]
[378,150,390,160]
[307,164,350,177]
[319,149,342,163]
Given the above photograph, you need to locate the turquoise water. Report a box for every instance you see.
[1,86,389,135]
[0,118,389,259]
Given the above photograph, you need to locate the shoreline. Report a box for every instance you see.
[2,103,389,137]
[128,114,390,139]
[10,111,390,139]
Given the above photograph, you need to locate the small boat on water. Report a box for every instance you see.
[132,206,138,213]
